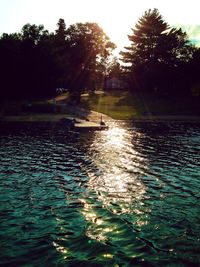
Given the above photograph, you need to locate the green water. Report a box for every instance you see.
[0,121,200,266]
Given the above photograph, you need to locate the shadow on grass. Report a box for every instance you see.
[115,92,200,116]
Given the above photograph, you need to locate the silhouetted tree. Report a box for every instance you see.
[65,22,116,101]
[20,24,56,99]
[186,48,200,96]
[107,57,122,79]
[0,33,22,100]
[55,19,67,40]
[0,24,57,101]
[51,18,70,89]
[120,9,194,95]
[21,24,48,44]
[0,20,115,103]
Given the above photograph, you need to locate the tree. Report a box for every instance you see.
[120,9,194,94]
[107,57,122,79]
[186,47,200,96]
[21,24,48,44]
[0,21,116,103]
[0,24,57,101]
[51,18,70,89]
[65,22,116,101]
[20,24,56,99]
[0,33,22,100]
[55,18,67,41]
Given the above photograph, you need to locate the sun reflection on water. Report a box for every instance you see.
[80,198,120,243]
[70,122,153,252]
[85,122,149,215]
[102,127,127,148]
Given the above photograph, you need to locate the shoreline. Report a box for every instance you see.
[1,113,200,123]
[132,115,200,122]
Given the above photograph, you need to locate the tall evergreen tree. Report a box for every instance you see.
[120,9,194,94]
[55,19,67,41]
[53,18,70,89]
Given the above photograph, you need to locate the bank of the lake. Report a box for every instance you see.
[1,90,199,122]
[1,113,200,123]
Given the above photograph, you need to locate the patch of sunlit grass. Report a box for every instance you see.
[81,90,141,119]
[81,89,200,119]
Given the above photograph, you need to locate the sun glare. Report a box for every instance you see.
[95,0,141,52]
[84,123,148,215]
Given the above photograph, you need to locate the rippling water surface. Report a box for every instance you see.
[0,121,200,266]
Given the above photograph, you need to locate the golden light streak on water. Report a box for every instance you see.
[102,253,114,259]
[53,241,68,258]
[79,198,119,242]
[85,124,148,215]
[102,127,127,149]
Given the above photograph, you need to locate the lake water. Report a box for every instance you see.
[0,121,200,266]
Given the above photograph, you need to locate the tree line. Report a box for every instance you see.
[0,9,200,103]
[0,19,115,102]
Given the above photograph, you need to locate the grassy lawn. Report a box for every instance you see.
[1,90,199,121]
[81,90,140,119]
[81,90,200,120]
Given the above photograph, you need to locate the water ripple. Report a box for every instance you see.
[0,121,200,266]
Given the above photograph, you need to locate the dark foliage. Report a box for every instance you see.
[1,10,200,104]
[0,20,115,103]
[120,9,198,96]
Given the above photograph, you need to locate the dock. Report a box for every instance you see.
[60,117,109,131]
[74,120,108,130]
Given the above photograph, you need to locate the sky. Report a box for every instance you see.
[1,0,200,54]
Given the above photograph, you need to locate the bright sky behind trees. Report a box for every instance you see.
[1,0,200,53]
